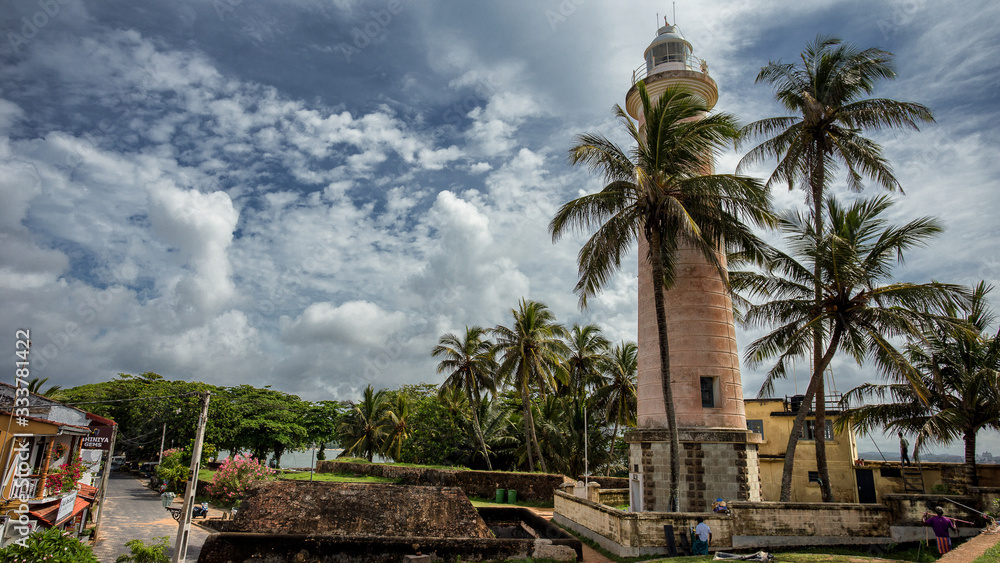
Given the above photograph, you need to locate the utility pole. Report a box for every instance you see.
[172,391,210,563]
[584,402,588,486]
[158,422,167,464]
[91,423,118,541]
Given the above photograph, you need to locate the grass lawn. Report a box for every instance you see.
[332,458,470,471]
[198,468,396,484]
[275,470,396,483]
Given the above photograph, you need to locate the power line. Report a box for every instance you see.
[62,392,200,406]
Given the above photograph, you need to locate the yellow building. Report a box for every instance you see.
[0,411,93,546]
[745,397,861,503]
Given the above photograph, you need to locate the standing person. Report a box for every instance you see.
[692,517,712,555]
[899,432,911,466]
[923,506,957,554]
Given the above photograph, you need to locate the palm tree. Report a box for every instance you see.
[559,324,610,397]
[338,384,389,462]
[738,196,961,501]
[839,281,999,489]
[738,34,935,501]
[382,393,413,462]
[432,326,498,470]
[26,377,66,401]
[551,83,773,509]
[593,341,638,475]
[492,299,568,473]
[465,398,518,470]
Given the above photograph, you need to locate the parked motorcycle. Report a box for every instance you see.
[192,502,209,519]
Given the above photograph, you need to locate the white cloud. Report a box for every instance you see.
[283,300,407,347]
[148,181,239,316]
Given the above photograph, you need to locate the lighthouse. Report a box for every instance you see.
[624,20,762,512]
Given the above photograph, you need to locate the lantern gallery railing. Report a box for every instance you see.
[632,55,709,85]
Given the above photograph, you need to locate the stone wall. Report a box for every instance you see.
[198,506,583,562]
[316,461,573,502]
[554,492,902,555]
[553,490,733,557]
[230,481,493,538]
[882,494,981,525]
[627,428,761,512]
[727,501,891,547]
[580,476,628,489]
[598,489,629,507]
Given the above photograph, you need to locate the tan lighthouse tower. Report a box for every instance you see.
[624,20,761,512]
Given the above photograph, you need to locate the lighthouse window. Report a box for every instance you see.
[647,42,691,68]
[700,376,717,408]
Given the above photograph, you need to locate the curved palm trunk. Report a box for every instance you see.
[607,418,620,476]
[469,390,493,471]
[964,429,978,489]
[649,229,680,511]
[810,148,834,502]
[780,323,843,501]
[521,384,547,473]
[815,375,833,501]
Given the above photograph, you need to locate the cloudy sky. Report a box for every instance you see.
[2,0,998,455]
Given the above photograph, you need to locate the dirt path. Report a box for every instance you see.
[937,530,1000,563]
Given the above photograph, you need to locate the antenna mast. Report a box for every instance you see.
[673,2,677,24]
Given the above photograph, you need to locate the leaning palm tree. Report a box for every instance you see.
[738,35,935,501]
[593,341,638,475]
[551,83,773,509]
[492,299,568,473]
[839,281,1000,489]
[432,326,498,470]
[338,384,389,462]
[738,196,961,501]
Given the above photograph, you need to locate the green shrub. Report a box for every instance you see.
[155,450,189,494]
[0,527,98,563]
[114,536,170,563]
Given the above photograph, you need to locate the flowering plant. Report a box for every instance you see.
[44,455,84,494]
[206,454,275,504]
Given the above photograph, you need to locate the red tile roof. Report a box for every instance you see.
[29,495,92,527]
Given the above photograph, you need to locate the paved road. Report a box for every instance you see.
[91,473,215,563]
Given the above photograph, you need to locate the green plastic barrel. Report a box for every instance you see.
[507,489,517,504]
[495,488,505,503]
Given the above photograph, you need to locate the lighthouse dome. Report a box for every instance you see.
[644,23,694,75]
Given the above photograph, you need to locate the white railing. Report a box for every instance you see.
[632,55,708,85]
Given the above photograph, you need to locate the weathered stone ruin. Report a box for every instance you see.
[197,480,581,562]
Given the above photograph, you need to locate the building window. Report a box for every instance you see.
[808,471,820,483]
[801,420,834,441]
[747,419,764,438]
[700,377,716,408]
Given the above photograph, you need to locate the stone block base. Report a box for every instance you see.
[626,427,762,512]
